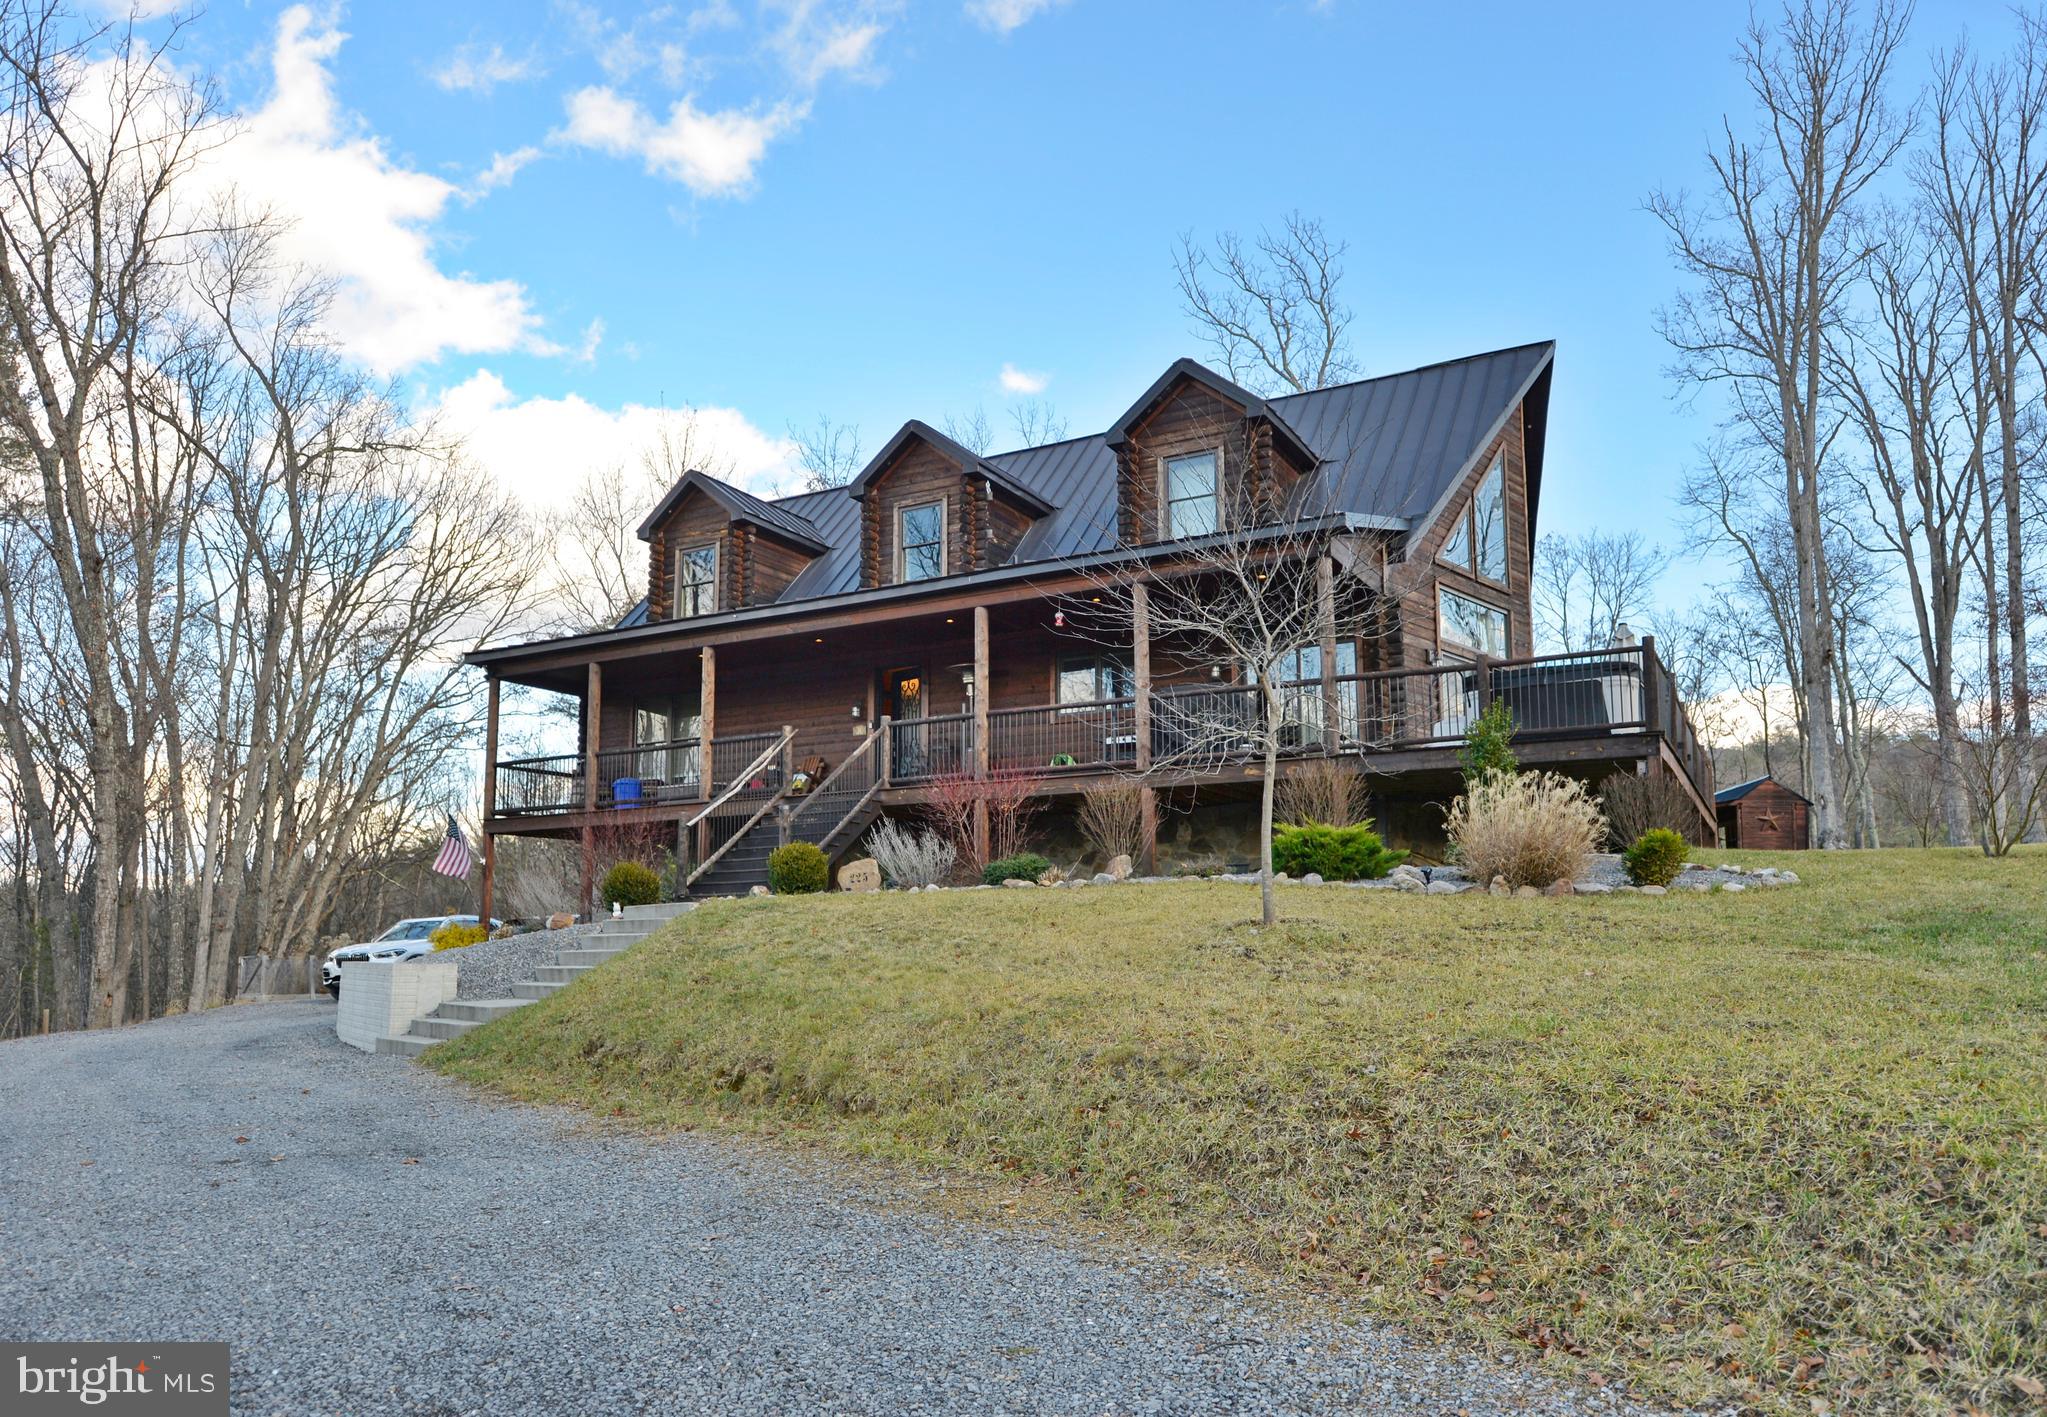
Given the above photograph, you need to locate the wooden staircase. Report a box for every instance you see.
[689,724,888,898]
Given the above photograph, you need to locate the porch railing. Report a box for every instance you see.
[595,738,701,808]
[888,711,975,782]
[494,754,581,815]
[684,728,795,885]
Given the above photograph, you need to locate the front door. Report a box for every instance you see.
[884,666,924,777]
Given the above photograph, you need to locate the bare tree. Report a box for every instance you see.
[1651,0,1912,848]
[1532,529,1670,652]
[1174,212,1358,394]
[1007,399,1068,446]
[942,404,994,456]
[788,413,862,490]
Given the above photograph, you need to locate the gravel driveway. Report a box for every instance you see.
[2,1003,1663,1416]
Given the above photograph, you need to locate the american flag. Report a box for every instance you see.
[431,814,473,879]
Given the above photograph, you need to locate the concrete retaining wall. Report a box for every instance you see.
[336,958,458,1054]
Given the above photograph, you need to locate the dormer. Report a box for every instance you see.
[637,470,828,621]
[1104,359,1320,544]
[848,421,1052,589]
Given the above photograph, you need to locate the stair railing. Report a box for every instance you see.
[683,726,796,887]
[780,717,889,853]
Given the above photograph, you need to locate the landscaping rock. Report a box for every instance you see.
[837,858,882,893]
[1389,863,1426,886]
[1106,853,1133,881]
[1544,879,1573,897]
[1513,885,1541,898]
[1425,880,1466,895]
[1721,881,1746,892]
[1301,872,1324,885]
[1392,874,1423,892]
[1489,875,1511,897]
[1001,878,1037,889]
[749,884,770,897]
[1574,882,1613,895]
[1092,872,1116,885]
[1638,885,1666,896]
[545,911,576,930]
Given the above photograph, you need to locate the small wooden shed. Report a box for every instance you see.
[1715,776,1810,850]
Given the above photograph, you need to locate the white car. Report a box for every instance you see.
[321,916,496,998]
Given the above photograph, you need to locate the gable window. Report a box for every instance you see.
[1057,652,1134,707]
[897,500,945,582]
[1161,450,1219,539]
[1438,585,1509,657]
[674,543,718,618]
[1439,453,1508,584]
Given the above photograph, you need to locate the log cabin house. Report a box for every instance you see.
[466,341,1716,905]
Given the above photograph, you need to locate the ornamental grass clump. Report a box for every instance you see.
[1446,770,1604,889]
[766,841,829,894]
[1623,827,1690,886]
[1270,821,1407,881]
[862,818,957,888]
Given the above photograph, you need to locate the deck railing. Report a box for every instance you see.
[493,646,1712,813]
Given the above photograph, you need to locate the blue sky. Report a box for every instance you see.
[157,0,1999,609]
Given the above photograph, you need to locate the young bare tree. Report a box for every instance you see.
[1173,212,1358,394]
[788,413,862,491]
[1532,528,1670,652]
[1007,399,1068,446]
[1651,0,1912,849]
[941,404,994,456]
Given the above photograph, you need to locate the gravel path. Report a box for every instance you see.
[451,922,595,999]
[1,1003,1668,1416]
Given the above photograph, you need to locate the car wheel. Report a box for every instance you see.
[326,982,340,1000]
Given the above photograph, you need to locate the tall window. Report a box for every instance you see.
[1057,652,1134,707]
[1438,585,1509,657]
[1161,450,1219,538]
[897,500,945,581]
[1439,452,1508,583]
[674,543,718,618]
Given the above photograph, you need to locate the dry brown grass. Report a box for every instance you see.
[433,847,2047,1414]
[1074,780,1146,863]
[1275,757,1372,827]
[1446,770,1604,888]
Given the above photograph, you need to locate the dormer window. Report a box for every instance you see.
[1161,450,1219,538]
[674,542,718,617]
[1441,453,1507,583]
[897,500,945,581]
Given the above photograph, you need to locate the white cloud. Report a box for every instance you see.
[966,0,1070,35]
[431,42,537,94]
[768,1,894,86]
[999,362,1049,395]
[201,7,547,373]
[432,370,799,507]
[557,85,805,196]
[464,145,541,202]
[573,317,605,365]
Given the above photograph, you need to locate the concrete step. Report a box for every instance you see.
[437,998,531,1024]
[621,901,694,921]
[587,926,659,945]
[534,964,591,984]
[410,1015,480,1041]
[511,979,567,1000]
[555,948,627,967]
[375,1033,435,1057]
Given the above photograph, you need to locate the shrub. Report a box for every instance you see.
[1459,699,1518,783]
[1275,758,1372,828]
[863,818,957,888]
[600,860,661,908]
[1075,780,1146,863]
[1271,821,1407,881]
[766,841,829,894]
[429,921,489,951]
[1622,827,1690,886]
[982,852,1052,886]
[1600,770,1700,847]
[1446,770,1604,889]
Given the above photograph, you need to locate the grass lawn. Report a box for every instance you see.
[431,848,2047,1414]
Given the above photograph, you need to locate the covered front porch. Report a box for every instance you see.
[477,584,1713,907]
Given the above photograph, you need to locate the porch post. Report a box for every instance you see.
[973,606,990,866]
[699,645,717,800]
[1133,581,1157,875]
[584,662,603,813]
[1316,554,1338,751]
[480,675,499,922]
[1640,635,1660,733]
[580,827,595,919]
